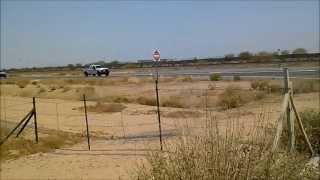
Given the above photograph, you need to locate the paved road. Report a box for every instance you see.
[4,67,320,80]
[130,67,320,79]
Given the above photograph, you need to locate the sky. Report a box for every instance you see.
[1,1,319,69]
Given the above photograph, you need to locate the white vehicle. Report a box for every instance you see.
[83,64,110,77]
[0,70,7,78]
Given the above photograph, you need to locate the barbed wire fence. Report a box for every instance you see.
[0,84,281,151]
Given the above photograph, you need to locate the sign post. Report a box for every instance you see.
[153,50,163,150]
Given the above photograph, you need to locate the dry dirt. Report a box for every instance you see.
[0,79,319,180]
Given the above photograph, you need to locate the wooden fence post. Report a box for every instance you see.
[290,95,314,156]
[283,68,295,152]
[271,93,289,151]
[83,94,91,150]
[33,97,38,143]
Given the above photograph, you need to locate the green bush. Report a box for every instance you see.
[210,74,221,81]
[233,75,241,81]
[299,109,320,153]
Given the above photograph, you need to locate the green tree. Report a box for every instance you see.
[281,50,290,55]
[253,51,273,62]
[292,48,307,54]
[224,53,235,60]
[238,51,252,59]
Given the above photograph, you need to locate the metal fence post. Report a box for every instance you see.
[83,94,91,150]
[33,97,38,143]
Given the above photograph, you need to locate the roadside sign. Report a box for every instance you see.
[153,50,160,61]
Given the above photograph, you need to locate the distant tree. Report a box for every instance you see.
[238,51,252,59]
[272,51,279,56]
[67,64,76,70]
[292,48,307,54]
[256,51,273,57]
[253,51,273,62]
[225,53,235,58]
[224,53,235,61]
[75,63,82,67]
[281,50,290,55]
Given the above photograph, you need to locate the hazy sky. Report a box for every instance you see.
[1,1,319,68]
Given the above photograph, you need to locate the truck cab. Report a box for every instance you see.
[84,64,109,77]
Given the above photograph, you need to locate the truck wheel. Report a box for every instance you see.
[84,72,88,77]
[97,72,101,76]
[105,71,109,77]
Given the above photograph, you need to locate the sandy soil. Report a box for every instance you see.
[0,80,319,180]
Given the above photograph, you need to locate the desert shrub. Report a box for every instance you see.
[81,102,126,113]
[254,91,266,100]
[251,80,269,91]
[208,83,216,90]
[293,79,320,93]
[181,76,193,82]
[62,86,71,92]
[251,80,282,93]
[31,81,38,85]
[161,96,184,108]
[175,76,193,82]
[136,97,157,106]
[233,75,241,81]
[0,80,15,85]
[113,96,132,103]
[16,79,30,88]
[134,117,317,179]
[210,74,221,81]
[217,86,252,109]
[164,110,202,118]
[48,85,57,92]
[38,87,46,93]
[74,86,97,100]
[0,129,81,161]
[269,83,282,93]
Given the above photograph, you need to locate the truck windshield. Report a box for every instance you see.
[95,65,101,68]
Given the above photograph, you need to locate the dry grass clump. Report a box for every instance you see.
[251,80,282,93]
[75,86,96,99]
[218,86,265,109]
[16,79,30,88]
[62,86,72,92]
[38,87,47,94]
[0,80,15,85]
[175,76,193,82]
[81,102,126,113]
[293,79,320,93]
[30,80,39,85]
[164,110,202,118]
[0,129,82,161]
[134,116,317,179]
[161,96,184,108]
[136,97,157,106]
[19,89,38,97]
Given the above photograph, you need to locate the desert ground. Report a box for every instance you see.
[0,75,319,179]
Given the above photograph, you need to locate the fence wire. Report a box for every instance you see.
[0,88,281,150]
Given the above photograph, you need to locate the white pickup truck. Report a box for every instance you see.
[83,64,110,77]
